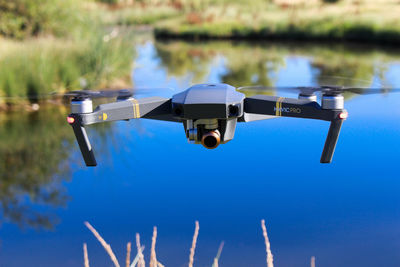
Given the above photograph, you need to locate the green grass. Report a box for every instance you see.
[101,5,181,26]
[155,20,400,44]
[0,0,82,39]
[0,27,134,104]
[0,1,136,106]
[144,0,400,44]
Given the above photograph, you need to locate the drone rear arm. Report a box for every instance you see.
[242,95,347,163]
[68,97,176,166]
[78,97,176,125]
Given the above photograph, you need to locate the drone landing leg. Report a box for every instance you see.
[70,122,97,167]
[320,119,343,164]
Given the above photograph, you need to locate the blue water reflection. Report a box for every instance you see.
[0,40,400,267]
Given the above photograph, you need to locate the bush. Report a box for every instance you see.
[0,27,133,101]
[321,0,340,3]
[0,0,80,39]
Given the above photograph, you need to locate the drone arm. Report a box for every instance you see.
[242,95,341,121]
[321,119,343,163]
[78,97,174,125]
[69,117,97,166]
[68,97,174,167]
[243,95,347,163]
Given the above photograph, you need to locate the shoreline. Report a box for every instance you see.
[154,25,400,46]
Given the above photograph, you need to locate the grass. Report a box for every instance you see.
[0,0,82,39]
[122,0,400,44]
[0,1,136,107]
[101,5,181,26]
[83,220,283,267]
[0,27,133,106]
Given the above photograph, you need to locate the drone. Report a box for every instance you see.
[65,83,397,166]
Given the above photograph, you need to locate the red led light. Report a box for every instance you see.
[339,111,348,120]
[67,116,75,124]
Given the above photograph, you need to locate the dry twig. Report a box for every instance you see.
[84,221,120,267]
[188,221,200,267]
[126,242,131,267]
[261,219,274,267]
[83,243,90,267]
[311,256,316,267]
[212,241,224,267]
[150,227,158,267]
[130,245,144,267]
[136,233,146,267]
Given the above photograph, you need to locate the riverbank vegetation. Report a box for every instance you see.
[83,220,278,267]
[152,0,400,43]
[81,0,400,44]
[75,0,400,44]
[0,0,134,107]
[2,0,400,106]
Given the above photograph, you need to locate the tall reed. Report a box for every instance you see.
[188,221,200,267]
[84,221,121,267]
[261,219,274,267]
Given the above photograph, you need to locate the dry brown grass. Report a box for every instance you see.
[150,227,158,267]
[84,221,121,267]
[188,220,200,267]
[126,242,131,267]
[83,243,90,267]
[311,256,316,267]
[212,241,224,267]
[261,219,274,267]
[82,219,316,267]
[136,233,146,267]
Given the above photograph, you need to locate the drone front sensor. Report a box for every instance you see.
[67,83,353,166]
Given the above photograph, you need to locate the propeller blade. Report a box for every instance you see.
[338,87,400,95]
[62,87,173,99]
[0,87,173,101]
[237,75,400,95]
[237,86,328,96]
[237,85,400,95]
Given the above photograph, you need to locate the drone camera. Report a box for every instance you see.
[201,130,221,149]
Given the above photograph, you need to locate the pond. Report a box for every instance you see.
[1,35,400,267]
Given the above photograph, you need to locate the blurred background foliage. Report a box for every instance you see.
[0,0,134,106]
[1,0,400,105]
[0,0,80,39]
[0,107,72,228]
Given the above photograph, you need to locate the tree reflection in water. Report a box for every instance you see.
[154,41,400,97]
[0,107,73,229]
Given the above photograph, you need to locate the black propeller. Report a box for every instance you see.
[237,75,400,96]
[0,88,173,101]
[63,87,174,99]
[237,85,400,96]
[63,89,134,99]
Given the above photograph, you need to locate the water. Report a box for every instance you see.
[1,37,400,267]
